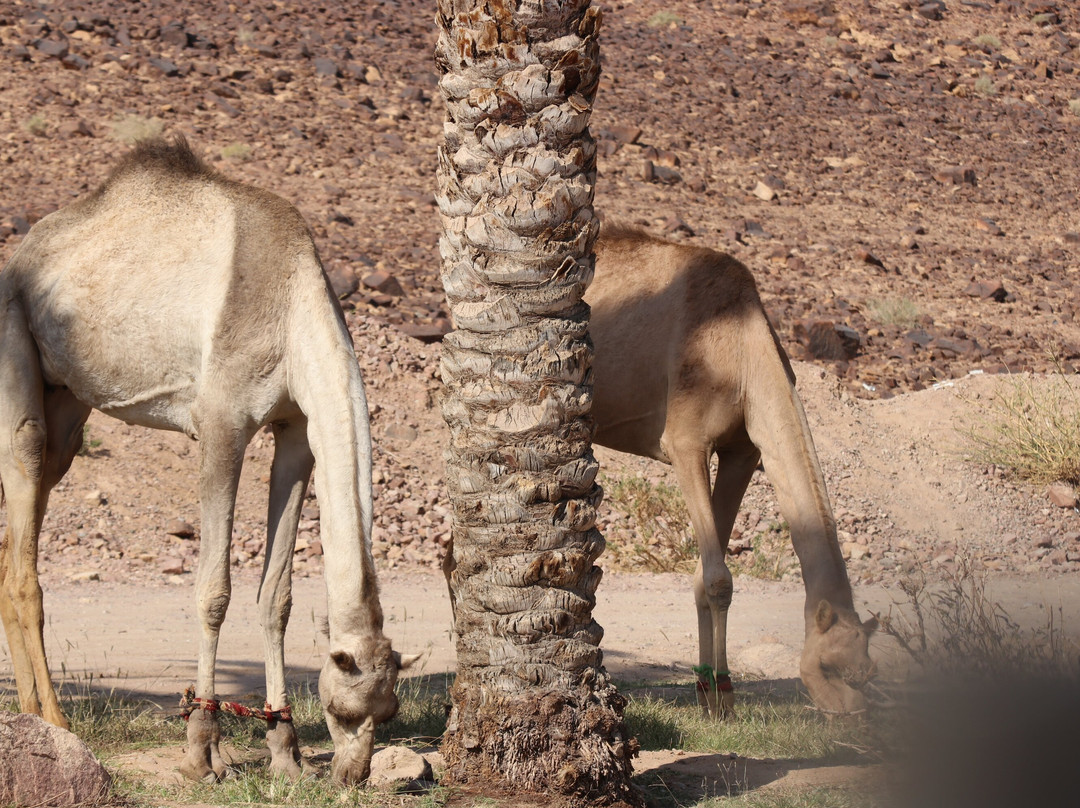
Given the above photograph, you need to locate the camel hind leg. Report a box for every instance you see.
[259,418,315,778]
[0,303,90,729]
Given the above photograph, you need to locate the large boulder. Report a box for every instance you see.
[0,711,111,806]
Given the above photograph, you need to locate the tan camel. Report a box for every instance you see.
[443,224,877,716]
[590,225,876,715]
[0,137,417,784]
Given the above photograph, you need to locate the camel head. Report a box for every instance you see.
[318,636,421,784]
[799,600,878,715]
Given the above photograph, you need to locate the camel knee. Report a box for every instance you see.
[10,418,46,483]
[259,588,292,634]
[198,590,232,631]
[695,557,733,611]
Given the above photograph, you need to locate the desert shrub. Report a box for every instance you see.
[865,297,922,330]
[23,114,48,136]
[111,113,165,143]
[220,142,252,161]
[974,76,997,96]
[603,475,697,572]
[964,365,1080,486]
[871,557,1075,679]
[646,10,683,28]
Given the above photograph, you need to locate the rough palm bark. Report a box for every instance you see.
[434,0,637,803]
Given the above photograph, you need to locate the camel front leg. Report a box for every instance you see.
[670,436,759,719]
[180,416,249,784]
[259,419,314,778]
[666,436,734,719]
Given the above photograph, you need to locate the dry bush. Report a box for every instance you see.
[872,557,1075,680]
[110,113,164,144]
[964,364,1080,487]
[602,475,697,572]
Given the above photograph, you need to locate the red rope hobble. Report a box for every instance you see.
[179,686,293,722]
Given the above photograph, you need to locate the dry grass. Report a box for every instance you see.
[865,297,922,330]
[602,475,698,572]
[963,364,1080,487]
[871,557,1075,679]
[110,113,165,144]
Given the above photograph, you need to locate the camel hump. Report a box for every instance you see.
[101,135,214,189]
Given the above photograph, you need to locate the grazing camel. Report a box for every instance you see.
[443,224,876,716]
[0,137,416,784]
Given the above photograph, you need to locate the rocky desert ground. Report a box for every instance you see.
[1,1,1079,794]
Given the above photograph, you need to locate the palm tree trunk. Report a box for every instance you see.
[435,0,637,803]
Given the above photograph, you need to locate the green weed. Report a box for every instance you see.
[78,424,103,456]
[972,34,1001,50]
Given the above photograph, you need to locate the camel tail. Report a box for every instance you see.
[742,314,853,612]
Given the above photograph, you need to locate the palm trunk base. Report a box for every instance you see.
[442,677,639,805]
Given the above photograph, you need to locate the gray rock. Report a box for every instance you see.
[0,712,111,807]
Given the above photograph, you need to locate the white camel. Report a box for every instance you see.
[444,224,877,716]
[0,137,416,783]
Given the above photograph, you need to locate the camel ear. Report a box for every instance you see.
[863,615,879,632]
[814,600,837,633]
[393,651,424,671]
[330,650,356,672]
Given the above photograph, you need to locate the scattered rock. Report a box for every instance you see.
[974,218,1003,236]
[362,271,406,297]
[932,166,977,186]
[917,2,946,21]
[35,38,70,59]
[166,518,196,538]
[327,265,360,298]
[0,712,112,807]
[752,178,781,201]
[963,280,1008,302]
[313,57,340,77]
[384,424,419,444]
[368,746,433,791]
[147,57,180,77]
[1047,483,1077,509]
[397,320,452,343]
[794,321,861,361]
[160,557,186,575]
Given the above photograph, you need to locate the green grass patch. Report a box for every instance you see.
[625,685,867,759]
[972,33,1001,50]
